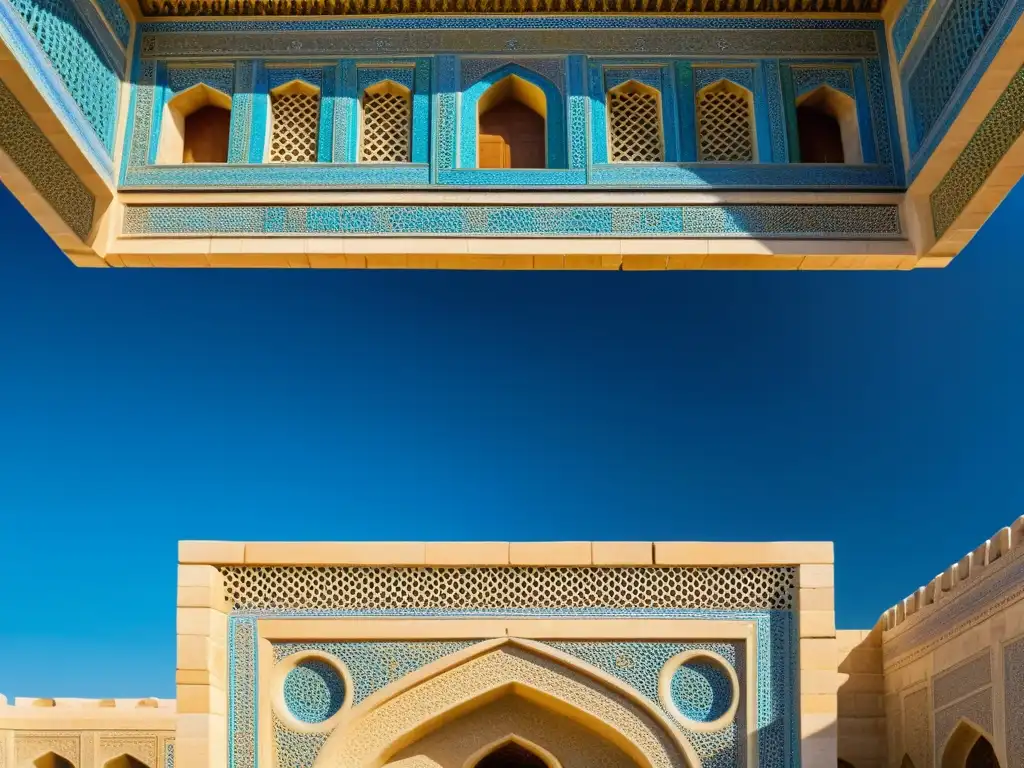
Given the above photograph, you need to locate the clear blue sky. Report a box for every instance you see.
[1,183,1022,699]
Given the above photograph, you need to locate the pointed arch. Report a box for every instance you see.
[466,734,562,768]
[901,754,917,768]
[103,756,151,768]
[314,638,699,768]
[795,85,861,164]
[158,82,232,164]
[607,80,663,163]
[460,63,567,170]
[838,760,856,768]
[360,79,412,163]
[941,720,1000,768]
[477,73,547,169]
[696,79,755,162]
[268,79,321,163]
[33,753,75,768]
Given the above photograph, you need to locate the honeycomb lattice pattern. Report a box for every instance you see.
[698,88,754,162]
[219,566,796,612]
[609,91,663,162]
[906,0,1010,144]
[671,659,733,723]
[9,0,120,150]
[271,92,320,163]
[361,91,411,162]
[283,659,346,723]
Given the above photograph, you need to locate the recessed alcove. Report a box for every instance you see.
[157,83,232,165]
[795,86,861,164]
[477,74,547,169]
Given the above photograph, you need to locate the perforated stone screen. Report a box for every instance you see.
[609,91,663,162]
[698,88,755,162]
[270,92,320,163]
[361,91,411,162]
[219,566,796,613]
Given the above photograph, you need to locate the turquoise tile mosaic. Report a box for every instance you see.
[3,0,121,154]
[122,203,902,238]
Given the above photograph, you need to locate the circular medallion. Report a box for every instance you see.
[283,658,347,724]
[658,650,739,732]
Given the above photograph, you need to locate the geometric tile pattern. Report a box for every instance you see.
[930,65,1024,238]
[217,566,797,613]
[891,0,932,61]
[905,0,1010,147]
[698,85,755,162]
[360,91,411,162]
[140,0,884,14]
[609,90,663,162]
[904,687,931,768]
[0,80,95,240]
[8,0,121,151]
[270,91,320,163]
[547,641,747,768]
[124,202,904,238]
[93,0,130,47]
[123,204,901,238]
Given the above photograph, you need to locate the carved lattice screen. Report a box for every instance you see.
[697,86,754,162]
[270,91,320,163]
[360,91,411,162]
[608,90,663,162]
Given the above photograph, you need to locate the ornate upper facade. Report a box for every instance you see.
[0,0,1020,268]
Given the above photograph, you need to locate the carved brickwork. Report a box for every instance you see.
[933,689,993,760]
[904,688,931,768]
[933,652,991,710]
[98,733,159,767]
[14,732,80,767]
[1006,636,1024,768]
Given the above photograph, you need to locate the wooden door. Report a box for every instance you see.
[478,100,545,169]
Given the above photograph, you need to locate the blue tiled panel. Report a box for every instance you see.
[891,0,933,61]
[3,0,121,154]
[123,203,902,238]
[93,0,130,48]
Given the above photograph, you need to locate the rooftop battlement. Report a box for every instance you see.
[0,697,174,710]
[881,514,1024,633]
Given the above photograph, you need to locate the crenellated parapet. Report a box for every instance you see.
[881,515,1024,634]
[0,696,176,768]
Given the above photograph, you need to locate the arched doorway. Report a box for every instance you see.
[795,86,861,164]
[942,721,1001,768]
[104,756,150,768]
[158,83,233,164]
[477,74,547,169]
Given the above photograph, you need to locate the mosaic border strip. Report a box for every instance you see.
[122,203,902,238]
[891,0,934,63]
[0,80,95,240]
[930,64,1024,238]
[139,26,880,60]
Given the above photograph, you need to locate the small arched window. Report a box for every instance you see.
[697,80,755,162]
[607,80,663,162]
[270,80,321,163]
[158,83,232,165]
[104,757,150,768]
[796,86,861,164]
[966,737,999,768]
[477,74,547,169]
[467,736,559,768]
[360,80,412,163]
[34,754,75,768]
[943,722,1002,768]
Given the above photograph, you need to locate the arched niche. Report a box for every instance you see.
[696,79,756,162]
[103,756,150,768]
[606,80,664,163]
[795,85,861,164]
[268,79,322,163]
[838,760,856,768]
[33,753,75,768]
[316,638,699,768]
[941,721,1001,768]
[468,735,561,768]
[901,755,917,768]
[360,79,412,163]
[477,74,547,169]
[157,82,232,165]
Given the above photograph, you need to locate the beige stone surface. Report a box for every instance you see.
[591,541,654,566]
[654,541,833,565]
[178,541,245,565]
[242,541,427,565]
[508,542,592,565]
[423,542,510,565]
